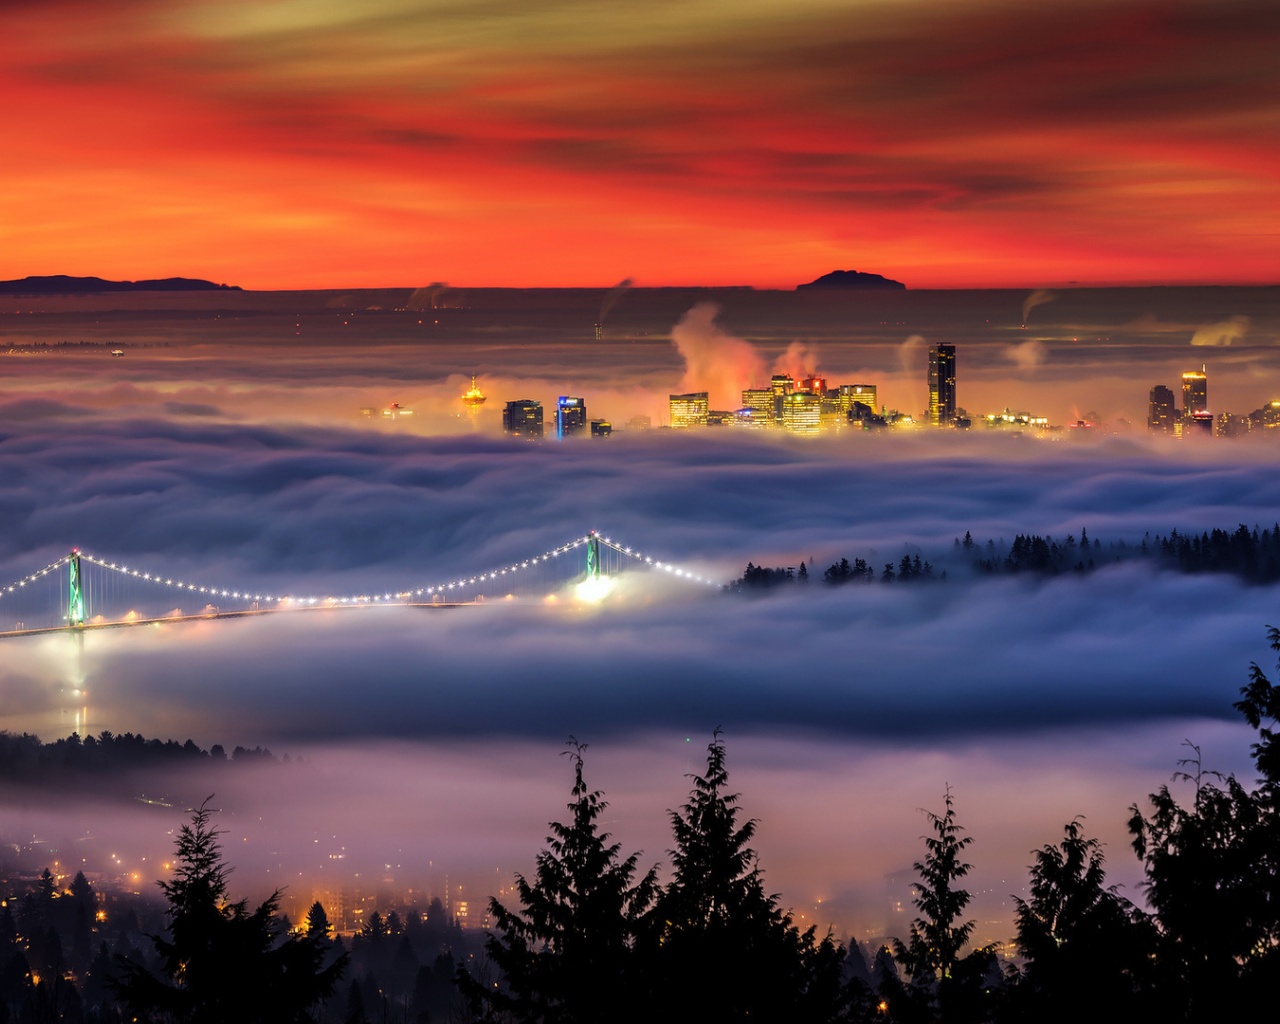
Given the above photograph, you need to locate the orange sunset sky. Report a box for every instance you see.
[4,0,1278,290]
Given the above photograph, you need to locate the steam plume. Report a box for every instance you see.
[598,279,634,323]
[407,283,450,310]
[772,341,818,380]
[1190,315,1250,347]
[899,334,926,375]
[670,303,765,409]
[1006,340,1048,369]
[1022,289,1056,324]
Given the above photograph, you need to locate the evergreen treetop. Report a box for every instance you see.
[471,740,658,1024]
[112,797,347,1024]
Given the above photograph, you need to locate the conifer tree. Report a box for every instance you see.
[895,788,974,984]
[891,788,994,1023]
[654,731,851,1023]
[468,741,658,1024]
[1128,625,1280,1020]
[304,901,332,942]
[662,731,770,935]
[112,798,346,1024]
[1007,819,1156,1022]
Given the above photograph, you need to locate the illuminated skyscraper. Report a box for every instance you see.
[1148,385,1176,433]
[502,399,543,439]
[1182,366,1207,421]
[837,383,878,413]
[556,396,587,438]
[669,392,709,428]
[741,388,776,423]
[780,392,821,435]
[928,345,956,426]
[1249,400,1280,431]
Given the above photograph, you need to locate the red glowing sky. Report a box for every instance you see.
[3,0,1277,290]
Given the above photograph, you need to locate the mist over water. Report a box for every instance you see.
[1,285,1278,938]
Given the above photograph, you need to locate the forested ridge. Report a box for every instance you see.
[0,732,281,805]
[729,522,1280,590]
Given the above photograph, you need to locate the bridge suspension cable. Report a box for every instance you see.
[0,530,716,636]
[593,534,716,585]
[66,530,715,608]
[0,554,72,600]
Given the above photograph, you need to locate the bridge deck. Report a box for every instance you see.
[0,600,475,640]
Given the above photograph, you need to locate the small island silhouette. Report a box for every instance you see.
[797,269,905,291]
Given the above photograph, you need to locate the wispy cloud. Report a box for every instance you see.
[2,1,1277,286]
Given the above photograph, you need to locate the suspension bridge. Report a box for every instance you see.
[0,532,717,640]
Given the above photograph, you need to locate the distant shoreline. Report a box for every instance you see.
[0,275,241,295]
[2,277,1275,297]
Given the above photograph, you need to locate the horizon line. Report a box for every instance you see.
[5,276,1280,295]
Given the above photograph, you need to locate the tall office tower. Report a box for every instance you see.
[741,387,776,423]
[928,344,956,426]
[780,392,822,435]
[669,392,709,428]
[1148,385,1176,433]
[1249,400,1280,431]
[1182,366,1208,421]
[837,383,878,413]
[770,375,796,419]
[556,396,587,438]
[502,399,544,439]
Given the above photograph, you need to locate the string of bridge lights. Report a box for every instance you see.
[60,532,714,609]
[594,535,717,585]
[0,554,73,601]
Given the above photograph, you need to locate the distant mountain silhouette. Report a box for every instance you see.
[797,269,905,291]
[0,275,241,294]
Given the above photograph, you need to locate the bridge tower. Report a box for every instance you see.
[586,532,601,581]
[67,550,86,627]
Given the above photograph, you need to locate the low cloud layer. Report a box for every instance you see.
[1005,339,1048,369]
[2,291,1279,934]
[3,559,1268,748]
